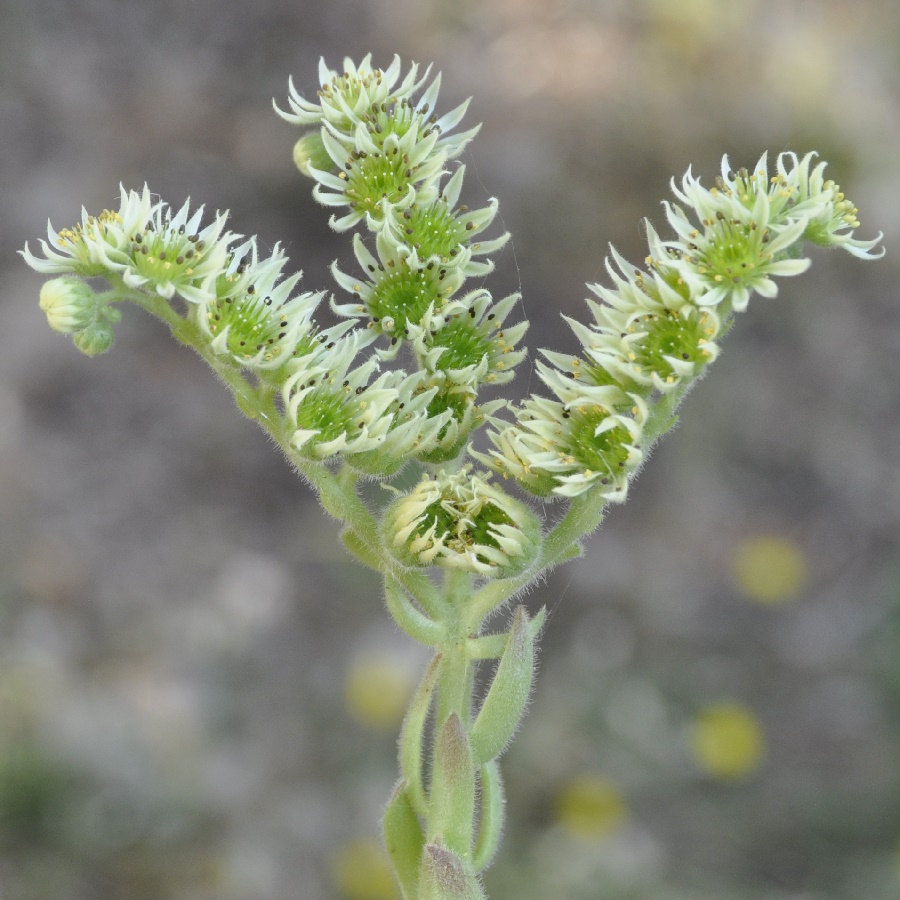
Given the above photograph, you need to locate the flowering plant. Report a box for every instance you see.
[22,55,882,900]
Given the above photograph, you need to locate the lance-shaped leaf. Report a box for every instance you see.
[466,606,546,660]
[399,654,441,814]
[383,780,425,900]
[419,841,487,900]
[473,761,505,872]
[428,712,476,856]
[469,606,537,766]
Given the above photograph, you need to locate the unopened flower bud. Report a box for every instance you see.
[39,277,98,334]
[292,131,333,177]
[72,316,116,356]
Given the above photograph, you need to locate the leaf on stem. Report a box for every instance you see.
[473,761,505,872]
[385,578,446,646]
[399,653,441,814]
[383,780,425,900]
[469,606,537,765]
[428,712,476,857]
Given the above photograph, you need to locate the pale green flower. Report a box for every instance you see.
[381,466,542,576]
[275,55,429,130]
[283,346,394,460]
[282,338,450,467]
[664,152,883,311]
[775,151,884,257]
[662,189,812,312]
[115,195,235,303]
[195,240,327,372]
[331,231,467,357]
[380,166,508,277]
[476,394,647,500]
[408,289,528,389]
[21,187,237,305]
[546,255,722,395]
[21,185,155,278]
[309,119,446,231]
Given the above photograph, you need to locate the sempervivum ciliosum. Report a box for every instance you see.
[282,337,450,469]
[21,186,237,305]
[544,245,722,396]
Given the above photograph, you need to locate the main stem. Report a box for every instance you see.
[434,569,475,730]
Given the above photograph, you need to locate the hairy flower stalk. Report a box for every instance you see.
[22,54,882,900]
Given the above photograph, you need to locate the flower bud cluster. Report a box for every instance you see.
[477,152,883,499]
[276,55,528,467]
[38,276,119,356]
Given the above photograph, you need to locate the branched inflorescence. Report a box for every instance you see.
[474,151,883,500]
[21,54,883,900]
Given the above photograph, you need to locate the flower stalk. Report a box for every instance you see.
[21,53,883,900]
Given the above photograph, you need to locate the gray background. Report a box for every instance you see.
[1,0,899,897]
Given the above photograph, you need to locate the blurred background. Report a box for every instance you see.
[2,0,899,897]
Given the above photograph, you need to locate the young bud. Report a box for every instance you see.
[72,317,116,356]
[39,277,98,334]
[292,131,333,177]
[419,842,486,900]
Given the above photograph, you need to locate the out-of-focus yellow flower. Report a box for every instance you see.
[344,655,414,731]
[732,534,808,604]
[331,838,400,900]
[554,775,627,838]
[690,702,765,781]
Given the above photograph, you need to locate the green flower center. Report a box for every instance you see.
[566,407,633,479]
[401,201,467,261]
[359,101,423,149]
[367,263,445,336]
[628,308,713,380]
[293,387,356,445]
[429,318,491,371]
[204,291,315,366]
[421,495,514,557]
[692,219,772,286]
[130,227,205,284]
[346,153,416,218]
[320,69,388,130]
